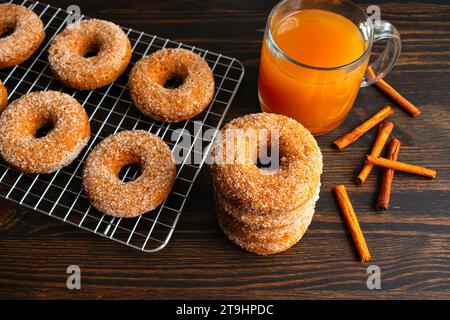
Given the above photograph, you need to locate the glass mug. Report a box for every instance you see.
[258,0,401,135]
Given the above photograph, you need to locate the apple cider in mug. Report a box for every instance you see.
[258,0,401,135]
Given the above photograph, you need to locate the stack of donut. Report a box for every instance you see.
[211,113,323,255]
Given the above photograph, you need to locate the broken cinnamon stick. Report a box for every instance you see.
[356,121,394,185]
[333,185,372,263]
[367,67,422,117]
[366,155,436,179]
[334,105,394,150]
[376,138,401,211]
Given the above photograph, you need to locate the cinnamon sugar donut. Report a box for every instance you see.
[217,204,314,255]
[0,4,45,68]
[0,91,90,174]
[214,182,320,228]
[48,19,131,90]
[0,80,7,112]
[128,48,215,122]
[214,191,316,243]
[211,113,322,215]
[82,130,176,218]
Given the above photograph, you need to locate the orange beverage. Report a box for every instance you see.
[271,9,365,68]
[258,3,374,135]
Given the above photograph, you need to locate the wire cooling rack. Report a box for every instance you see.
[0,0,244,252]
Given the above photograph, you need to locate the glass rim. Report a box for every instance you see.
[266,0,374,71]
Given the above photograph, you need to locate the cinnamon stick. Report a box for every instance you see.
[356,121,394,185]
[366,155,436,179]
[333,185,371,263]
[367,67,422,117]
[333,105,394,150]
[376,138,401,211]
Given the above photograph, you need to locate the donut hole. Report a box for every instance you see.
[79,34,102,58]
[82,42,101,58]
[118,162,142,182]
[256,156,273,170]
[256,148,280,173]
[34,120,55,139]
[163,74,186,89]
[254,131,281,173]
[0,23,16,39]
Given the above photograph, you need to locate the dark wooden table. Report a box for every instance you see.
[0,0,449,300]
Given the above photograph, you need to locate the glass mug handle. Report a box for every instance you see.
[361,20,401,87]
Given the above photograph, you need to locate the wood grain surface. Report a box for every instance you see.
[0,0,449,299]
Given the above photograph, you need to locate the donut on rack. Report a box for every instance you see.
[82,130,176,218]
[210,113,323,255]
[0,91,90,174]
[48,19,131,90]
[0,79,7,112]
[128,48,215,122]
[0,3,45,69]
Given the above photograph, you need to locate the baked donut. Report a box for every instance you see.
[82,130,176,218]
[214,190,315,243]
[211,113,322,215]
[0,4,45,68]
[214,180,319,255]
[128,48,215,122]
[48,19,131,90]
[0,91,90,174]
[0,79,7,112]
[217,209,312,255]
[214,181,320,229]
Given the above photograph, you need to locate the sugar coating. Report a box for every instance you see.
[214,181,320,254]
[0,79,7,112]
[215,189,317,243]
[0,91,90,174]
[217,204,316,255]
[82,130,176,218]
[0,4,45,68]
[211,113,323,214]
[215,181,321,228]
[48,19,131,90]
[128,48,215,122]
